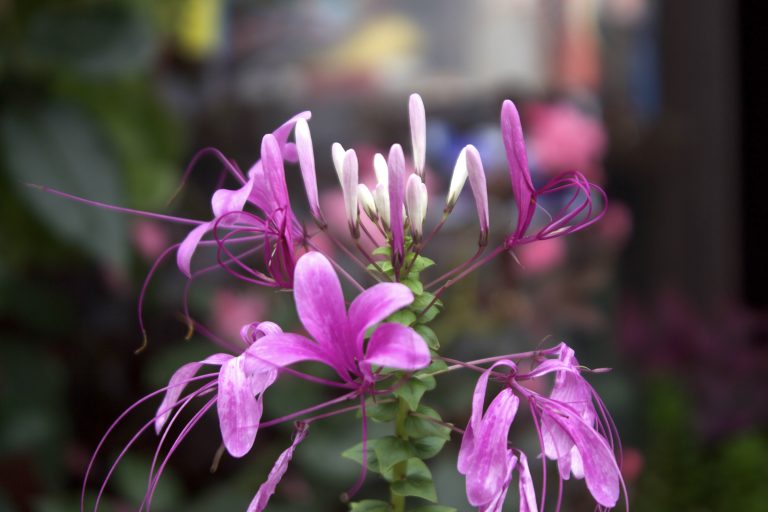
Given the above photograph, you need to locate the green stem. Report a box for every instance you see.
[390,397,410,512]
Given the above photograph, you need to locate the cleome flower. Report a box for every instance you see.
[458,345,625,511]
[84,250,431,511]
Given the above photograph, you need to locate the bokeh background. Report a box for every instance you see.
[1,1,763,511]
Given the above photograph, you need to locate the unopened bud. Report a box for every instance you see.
[331,142,345,185]
[445,147,468,212]
[357,183,377,222]
[405,174,428,243]
[342,149,359,238]
[409,93,426,178]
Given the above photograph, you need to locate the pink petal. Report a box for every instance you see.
[261,134,290,212]
[217,356,264,457]
[465,145,489,241]
[176,222,211,278]
[211,179,254,218]
[387,144,406,266]
[247,426,308,512]
[154,354,231,434]
[517,452,538,512]
[364,323,430,372]
[271,111,312,159]
[348,283,414,345]
[545,405,621,507]
[463,389,519,507]
[240,321,283,346]
[480,452,516,512]
[292,252,349,359]
[501,100,535,238]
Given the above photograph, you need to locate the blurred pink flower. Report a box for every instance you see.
[515,237,566,274]
[131,220,171,262]
[527,103,607,182]
[620,447,645,482]
[212,289,268,343]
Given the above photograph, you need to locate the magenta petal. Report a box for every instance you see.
[348,283,414,344]
[245,332,335,371]
[176,222,211,278]
[457,420,475,475]
[363,323,430,371]
[271,111,312,158]
[293,252,349,358]
[501,100,535,237]
[217,356,263,457]
[240,321,284,346]
[387,144,406,266]
[247,426,308,512]
[154,354,231,434]
[480,452,515,512]
[464,389,519,507]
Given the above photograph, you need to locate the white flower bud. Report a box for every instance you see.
[342,149,359,237]
[373,182,390,230]
[373,152,388,187]
[357,183,377,221]
[405,174,428,242]
[331,142,346,185]
[446,147,468,212]
[409,93,426,178]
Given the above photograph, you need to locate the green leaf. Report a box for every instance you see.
[404,406,451,440]
[416,373,436,390]
[350,499,392,512]
[394,379,429,411]
[423,358,448,374]
[342,439,382,473]
[372,246,392,257]
[373,436,414,471]
[386,309,417,326]
[413,325,440,351]
[365,400,398,423]
[390,458,437,502]
[1,104,129,269]
[410,436,448,460]
[401,277,424,295]
[408,255,435,274]
[410,506,457,512]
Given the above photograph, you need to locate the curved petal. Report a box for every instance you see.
[211,179,254,218]
[293,252,349,360]
[272,111,311,157]
[217,355,265,457]
[295,118,322,222]
[363,323,430,372]
[154,353,231,434]
[247,426,308,512]
[464,389,519,507]
[240,321,283,346]
[261,134,290,212]
[348,283,414,344]
[177,222,211,278]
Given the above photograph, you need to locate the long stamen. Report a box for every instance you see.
[30,184,206,226]
[257,391,360,430]
[166,147,247,208]
[82,373,218,512]
[306,239,366,292]
[341,395,368,501]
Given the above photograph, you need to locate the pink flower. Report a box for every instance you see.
[501,101,606,248]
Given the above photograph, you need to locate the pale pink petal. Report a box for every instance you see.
[409,93,426,177]
[292,252,349,358]
[176,222,211,278]
[217,356,263,457]
[247,426,309,512]
[480,452,516,512]
[464,389,519,507]
[154,353,231,434]
[465,145,489,241]
[348,283,414,344]
[271,112,312,159]
[387,144,406,265]
[294,118,322,222]
[363,323,430,371]
[517,452,538,512]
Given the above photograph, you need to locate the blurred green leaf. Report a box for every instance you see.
[350,499,392,511]
[373,436,413,472]
[112,454,183,512]
[22,3,156,78]
[1,103,129,268]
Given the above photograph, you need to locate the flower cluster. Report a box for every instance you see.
[68,94,623,511]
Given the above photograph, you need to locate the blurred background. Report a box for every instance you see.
[1,0,763,510]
